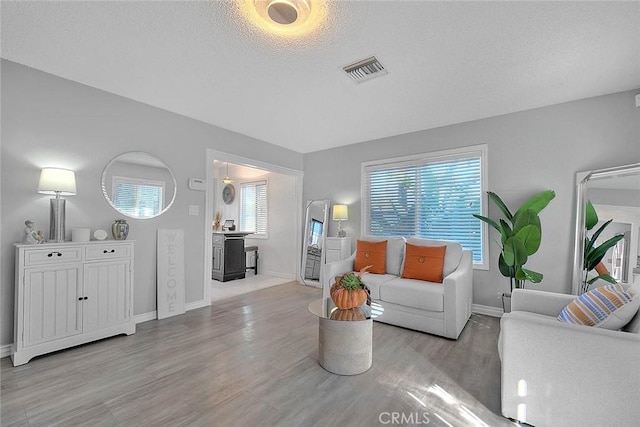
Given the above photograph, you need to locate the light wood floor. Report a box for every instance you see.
[1,282,513,427]
[211,273,293,301]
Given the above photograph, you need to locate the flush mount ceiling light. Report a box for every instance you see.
[240,0,325,36]
[266,1,304,25]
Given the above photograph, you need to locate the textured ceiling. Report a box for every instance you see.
[2,1,639,154]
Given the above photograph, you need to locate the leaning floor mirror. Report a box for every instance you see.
[301,199,330,288]
[572,163,640,294]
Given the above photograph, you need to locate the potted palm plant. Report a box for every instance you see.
[473,190,555,311]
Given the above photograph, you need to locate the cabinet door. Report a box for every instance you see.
[224,238,245,274]
[212,245,223,275]
[23,266,83,347]
[83,260,131,333]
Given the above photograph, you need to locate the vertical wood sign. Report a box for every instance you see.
[157,229,185,319]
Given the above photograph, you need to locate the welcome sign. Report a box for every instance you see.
[157,229,185,319]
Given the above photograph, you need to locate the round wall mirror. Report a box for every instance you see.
[101,151,177,219]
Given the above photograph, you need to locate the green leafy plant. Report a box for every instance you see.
[339,272,363,289]
[473,190,555,291]
[581,200,624,294]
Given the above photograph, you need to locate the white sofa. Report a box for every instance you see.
[322,236,473,339]
[499,287,640,426]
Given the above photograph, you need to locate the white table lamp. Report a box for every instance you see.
[332,204,348,237]
[38,168,77,242]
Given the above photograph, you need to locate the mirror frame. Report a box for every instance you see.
[301,199,330,287]
[572,162,640,294]
[101,151,178,220]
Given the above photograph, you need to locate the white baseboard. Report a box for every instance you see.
[133,299,212,325]
[133,311,158,324]
[185,299,211,311]
[1,344,12,359]
[472,303,503,317]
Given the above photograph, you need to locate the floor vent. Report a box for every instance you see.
[342,56,387,83]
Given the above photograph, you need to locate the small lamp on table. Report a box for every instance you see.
[332,204,348,238]
[38,168,77,243]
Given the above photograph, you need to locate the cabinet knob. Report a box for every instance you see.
[47,252,62,257]
[103,249,116,254]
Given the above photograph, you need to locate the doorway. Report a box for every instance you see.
[204,149,303,303]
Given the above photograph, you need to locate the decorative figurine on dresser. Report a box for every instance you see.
[23,220,45,244]
[12,239,135,366]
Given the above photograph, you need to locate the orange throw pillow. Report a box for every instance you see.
[401,243,447,283]
[354,240,387,274]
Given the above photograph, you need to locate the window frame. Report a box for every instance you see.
[111,175,165,219]
[239,179,268,239]
[361,144,489,270]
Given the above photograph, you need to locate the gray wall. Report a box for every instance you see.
[303,89,640,308]
[589,188,640,207]
[243,171,298,278]
[0,60,303,346]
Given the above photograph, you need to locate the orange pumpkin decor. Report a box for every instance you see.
[330,265,372,309]
[330,307,367,321]
[330,281,367,309]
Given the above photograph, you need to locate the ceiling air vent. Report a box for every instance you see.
[342,56,387,84]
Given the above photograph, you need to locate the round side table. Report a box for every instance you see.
[308,298,383,375]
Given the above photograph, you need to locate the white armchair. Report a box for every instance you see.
[499,288,640,426]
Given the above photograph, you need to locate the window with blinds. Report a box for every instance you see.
[362,145,488,267]
[240,180,268,237]
[112,176,164,218]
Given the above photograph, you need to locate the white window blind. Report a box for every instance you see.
[362,145,487,267]
[112,176,164,218]
[240,180,267,236]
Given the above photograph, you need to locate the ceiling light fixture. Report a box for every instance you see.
[222,162,233,184]
[267,1,301,25]
[240,0,325,36]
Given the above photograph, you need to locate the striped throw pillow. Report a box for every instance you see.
[558,284,640,330]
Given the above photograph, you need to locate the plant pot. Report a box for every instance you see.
[501,292,512,313]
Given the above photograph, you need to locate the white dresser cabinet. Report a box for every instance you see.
[12,241,135,366]
[325,237,352,263]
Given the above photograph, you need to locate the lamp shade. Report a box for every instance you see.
[332,204,348,221]
[38,168,77,195]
